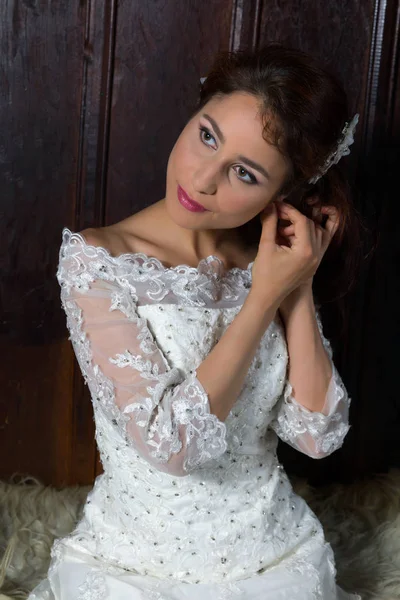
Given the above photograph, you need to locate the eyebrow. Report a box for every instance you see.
[202,113,272,181]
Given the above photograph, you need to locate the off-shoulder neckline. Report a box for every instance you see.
[61,228,255,276]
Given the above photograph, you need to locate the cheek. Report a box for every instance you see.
[167,141,189,186]
[172,132,198,169]
[217,192,262,218]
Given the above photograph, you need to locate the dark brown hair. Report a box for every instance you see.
[190,43,369,334]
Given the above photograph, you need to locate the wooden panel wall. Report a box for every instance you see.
[1,0,399,486]
[0,0,95,486]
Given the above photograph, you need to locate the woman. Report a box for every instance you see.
[29,44,363,599]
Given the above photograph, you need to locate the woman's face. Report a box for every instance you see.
[165,91,290,232]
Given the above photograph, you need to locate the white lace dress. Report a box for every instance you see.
[28,228,362,600]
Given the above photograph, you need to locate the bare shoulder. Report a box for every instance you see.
[78,227,108,248]
[78,207,159,259]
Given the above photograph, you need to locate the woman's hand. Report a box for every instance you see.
[249,200,339,309]
[276,202,340,317]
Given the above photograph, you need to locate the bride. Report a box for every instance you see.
[29,43,363,599]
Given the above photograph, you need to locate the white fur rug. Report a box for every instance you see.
[1,469,400,599]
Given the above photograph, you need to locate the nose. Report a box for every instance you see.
[192,161,218,196]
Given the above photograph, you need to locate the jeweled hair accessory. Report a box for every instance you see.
[308,113,360,184]
[199,76,359,185]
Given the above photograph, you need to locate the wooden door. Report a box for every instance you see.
[1,0,399,486]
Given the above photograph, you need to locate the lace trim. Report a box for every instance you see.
[57,228,253,307]
[271,308,351,456]
[109,351,228,472]
[279,366,351,455]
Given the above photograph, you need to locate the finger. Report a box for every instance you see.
[278,224,295,235]
[315,224,325,248]
[259,202,279,244]
[277,202,315,250]
[316,214,339,256]
[278,198,319,230]
[311,206,324,224]
[276,230,291,248]
[320,207,340,238]
[276,202,308,224]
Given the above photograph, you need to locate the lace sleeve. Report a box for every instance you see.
[269,308,352,459]
[56,240,227,477]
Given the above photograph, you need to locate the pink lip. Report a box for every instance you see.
[177,185,208,212]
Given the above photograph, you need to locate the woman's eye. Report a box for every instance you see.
[199,126,216,147]
[233,166,257,185]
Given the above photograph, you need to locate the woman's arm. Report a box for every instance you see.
[269,283,352,459]
[278,285,333,413]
